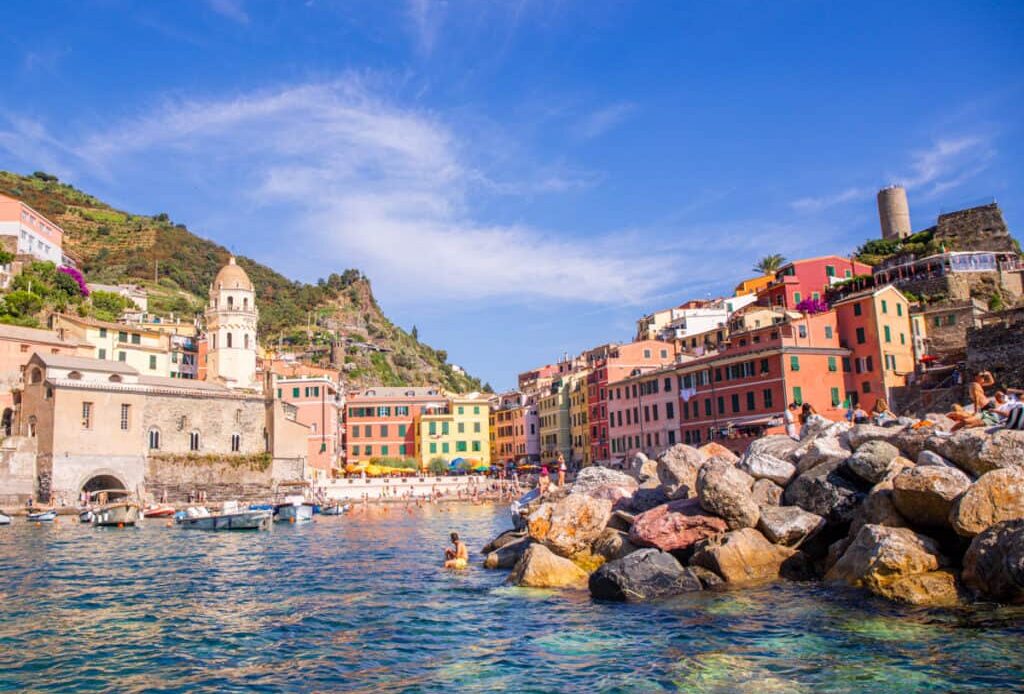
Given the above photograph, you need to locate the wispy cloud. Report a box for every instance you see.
[207,0,249,24]
[0,77,673,305]
[573,102,636,140]
[790,186,867,213]
[406,0,444,56]
[23,46,71,74]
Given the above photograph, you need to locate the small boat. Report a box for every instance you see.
[0,512,11,525]
[274,495,314,524]
[93,502,141,527]
[78,510,95,524]
[143,504,176,518]
[27,510,57,522]
[319,503,350,516]
[177,502,272,531]
[248,503,273,511]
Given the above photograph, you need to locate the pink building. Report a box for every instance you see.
[0,193,68,265]
[606,365,682,461]
[0,324,86,434]
[274,376,342,479]
[758,256,872,309]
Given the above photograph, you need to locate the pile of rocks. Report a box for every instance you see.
[481,421,1024,606]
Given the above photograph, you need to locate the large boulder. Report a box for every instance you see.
[484,536,533,569]
[697,460,759,530]
[690,527,800,584]
[751,479,784,507]
[656,444,704,499]
[845,424,901,450]
[846,440,901,485]
[637,457,660,485]
[799,416,849,442]
[739,451,796,486]
[591,528,638,562]
[916,450,961,471]
[527,494,613,557]
[962,519,1024,604]
[588,548,702,602]
[630,486,671,513]
[783,459,865,526]
[881,570,963,607]
[744,435,801,463]
[509,544,588,589]
[825,524,948,602]
[697,442,739,464]
[925,429,1024,477]
[891,466,971,529]
[756,505,825,547]
[482,529,526,554]
[849,488,908,538]
[890,427,934,461]
[951,468,1024,537]
[795,436,851,474]
[571,466,639,496]
[628,498,728,552]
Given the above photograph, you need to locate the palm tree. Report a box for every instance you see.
[753,254,786,276]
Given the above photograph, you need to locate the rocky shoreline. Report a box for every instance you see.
[481,416,1024,607]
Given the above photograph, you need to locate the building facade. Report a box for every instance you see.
[758,256,873,309]
[205,257,259,390]
[0,193,66,264]
[607,365,681,461]
[275,375,343,479]
[0,324,86,431]
[51,314,173,377]
[415,394,491,469]
[568,374,591,467]
[345,386,447,464]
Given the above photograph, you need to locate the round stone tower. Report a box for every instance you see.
[205,257,259,390]
[877,185,912,241]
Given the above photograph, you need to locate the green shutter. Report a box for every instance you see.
[884,326,892,342]
[793,386,803,404]
[831,387,840,406]
[430,442,437,454]
[828,356,837,372]
[790,356,799,371]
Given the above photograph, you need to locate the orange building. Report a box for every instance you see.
[344,386,448,463]
[832,285,915,411]
[676,308,850,453]
[734,274,773,296]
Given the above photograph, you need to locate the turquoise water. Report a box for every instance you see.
[1,504,1021,693]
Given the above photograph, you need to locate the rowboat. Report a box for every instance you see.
[177,502,272,531]
[319,503,350,516]
[0,512,11,525]
[143,504,176,518]
[93,502,140,527]
[274,495,314,523]
[27,510,57,522]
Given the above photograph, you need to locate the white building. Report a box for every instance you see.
[0,193,66,265]
[204,257,259,391]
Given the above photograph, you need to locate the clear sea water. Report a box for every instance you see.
[1,503,1022,693]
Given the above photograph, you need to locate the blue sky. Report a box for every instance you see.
[1,1,1022,390]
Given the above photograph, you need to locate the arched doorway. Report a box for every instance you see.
[2,408,12,436]
[82,474,127,495]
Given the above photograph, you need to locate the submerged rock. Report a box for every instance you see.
[962,519,1024,604]
[690,527,800,584]
[697,459,759,530]
[881,570,963,607]
[484,536,533,569]
[891,466,971,529]
[950,468,1024,537]
[589,548,702,602]
[628,498,728,552]
[756,505,825,547]
[509,544,588,589]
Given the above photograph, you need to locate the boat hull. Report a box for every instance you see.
[27,511,56,522]
[79,510,94,523]
[178,510,272,531]
[0,512,11,525]
[275,503,314,523]
[93,504,140,527]
[143,505,176,518]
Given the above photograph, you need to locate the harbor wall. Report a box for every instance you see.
[145,454,305,502]
[0,436,36,505]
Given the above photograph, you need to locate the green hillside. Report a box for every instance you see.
[0,170,488,393]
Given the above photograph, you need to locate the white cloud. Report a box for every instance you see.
[573,102,636,140]
[0,77,671,305]
[790,187,867,213]
[406,0,444,56]
[207,0,249,24]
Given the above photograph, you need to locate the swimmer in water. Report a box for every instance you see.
[444,532,468,569]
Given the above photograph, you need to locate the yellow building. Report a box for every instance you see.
[415,393,491,469]
[52,314,172,377]
[734,274,774,296]
[569,374,591,467]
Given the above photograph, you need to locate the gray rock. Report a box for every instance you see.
[688,565,725,589]
[739,451,797,486]
[847,440,901,484]
[744,434,802,463]
[591,528,639,561]
[571,466,639,496]
[656,444,705,499]
[891,466,971,529]
[630,486,671,513]
[916,450,961,471]
[891,427,934,461]
[484,537,533,569]
[482,529,527,554]
[845,424,903,450]
[795,436,852,474]
[697,459,759,530]
[751,478,784,507]
[962,519,1024,604]
[588,548,702,602]
[756,505,825,547]
[925,429,1024,477]
[783,459,865,526]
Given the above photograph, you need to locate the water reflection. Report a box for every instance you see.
[0,505,1022,692]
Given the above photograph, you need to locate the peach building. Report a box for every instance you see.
[0,193,66,264]
[0,324,86,432]
[491,392,539,464]
[344,386,447,463]
[833,285,915,411]
[607,365,682,461]
[274,376,343,479]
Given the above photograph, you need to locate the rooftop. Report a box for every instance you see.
[0,324,80,346]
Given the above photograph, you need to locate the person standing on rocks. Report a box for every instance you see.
[557,453,567,488]
[539,464,550,494]
[784,403,800,440]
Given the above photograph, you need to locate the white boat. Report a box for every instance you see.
[177,502,272,531]
[27,510,57,522]
[0,512,11,525]
[93,502,140,527]
[274,495,314,523]
[319,503,350,516]
[78,510,94,523]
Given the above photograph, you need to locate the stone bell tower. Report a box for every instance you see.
[205,257,259,390]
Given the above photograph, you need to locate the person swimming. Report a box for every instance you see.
[444,532,468,569]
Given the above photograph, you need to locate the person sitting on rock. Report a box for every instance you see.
[871,398,897,427]
[969,370,996,413]
[444,532,468,569]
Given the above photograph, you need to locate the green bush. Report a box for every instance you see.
[2,290,43,317]
[428,457,448,475]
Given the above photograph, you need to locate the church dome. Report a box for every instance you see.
[214,257,253,291]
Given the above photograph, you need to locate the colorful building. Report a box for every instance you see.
[538,377,572,465]
[758,256,872,309]
[585,340,678,465]
[51,314,173,377]
[676,308,850,453]
[345,386,446,464]
[490,392,539,464]
[0,193,67,265]
[607,365,682,461]
[275,375,343,479]
[734,274,774,297]
[569,373,591,467]
[833,285,915,411]
[415,393,492,469]
[0,324,86,432]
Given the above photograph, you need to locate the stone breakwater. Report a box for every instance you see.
[481,417,1024,606]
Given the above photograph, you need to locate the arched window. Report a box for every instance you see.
[231,433,241,452]
[189,430,201,451]
[227,296,234,309]
[67,371,82,380]
[244,334,250,349]
[30,368,43,384]
[227,333,233,348]
[243,297,248,310]
[109,374,122,383]
[27,416,37,437]
[148,428,161,450]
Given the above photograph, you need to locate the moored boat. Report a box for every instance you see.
[93,502,141,527]
[27,510,57,522]
[177,502,272,531]
[0,511,11,525]
[78,510,94,523]
[143,504,176,518]
[274,495,314,523]
[320,503,350,516]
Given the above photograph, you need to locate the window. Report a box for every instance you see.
[472,441,481,452]
[790,356,800,371]
[643,349,651,358]
[812,292,820,301]
[429,421,437,435]
[946,314,957,326]
[381,445,389,456]
[473,406,480,415]
[717,397,725,415]
[704,399,712,416]
[793,291,802,304]
[227,333,233,348]
[231,433,241,452]
[118,351,127,362]
[763,389,773,409]
[746,391,755,411]
[399,444,406,456]
[148,428,160,450]
[398,424,407,437]
[120,404,130,431]
[352,425,360,438]
[456,441,468,452]
[189,431,201,451]
[442,422,449,435]
[660,349,668,359]
[862,381,872,394]
[881,300,888,314]
[82,402,93,429]
[457,422,465,434]
[853,303,862,317]
[842,357,851,372]
[798,325,807,338]
[131,333,141,345]
[458,406,464,415]
[429,443,437,454]
[828,356,837,372]
[831,387,841,406]
[473,422,481,433]
[825,265,835,277]
[825,326,833,339]
[731,394,740,412]
[666,401,675,419]
[900,333,906,345]
[149,355,157,370]
[897,304,903,317]
[884,326,892,343]
[664,377,671,392]
[792,386,803,404]
[856,327,866,344]
[381,424,389,437]
[866,356,874,372]
[933,316,942,327]
[760,359,770,374]
[118,331,128,342]
[98,348,106,360]
[293,387,300,398]
[99,328,107,338]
